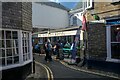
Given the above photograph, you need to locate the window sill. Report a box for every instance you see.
[0,59,32,71]
[106,58,120,63]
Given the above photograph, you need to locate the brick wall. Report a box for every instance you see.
[85,2,120,60]
[22,2,32,31]
[87,23,106,60]
[2,2,32,31]
[87,2,120,21]
[2,2,22,29]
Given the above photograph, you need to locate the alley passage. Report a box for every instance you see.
[29,54,115,80]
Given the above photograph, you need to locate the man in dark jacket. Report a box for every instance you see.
[44,39,52,62]
[55,40,60,59]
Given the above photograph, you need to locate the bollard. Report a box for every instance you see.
[59,49,64,60]
[33,57,35,73]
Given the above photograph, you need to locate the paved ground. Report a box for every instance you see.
[31,54,116,80]
[63,58,120,79]
[26,63,47,80]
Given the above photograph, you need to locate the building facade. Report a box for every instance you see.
[32,2,70,45]
[0,2,32,79]
[85,0,120,74]
[32,0,120,74]
[32,2,69,29]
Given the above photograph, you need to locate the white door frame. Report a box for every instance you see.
[106,25,120,63]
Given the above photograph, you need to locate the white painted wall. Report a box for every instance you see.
[32,2,69,29]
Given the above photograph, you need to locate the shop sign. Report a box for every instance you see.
[89,20,106,24]
[106,19,120,25]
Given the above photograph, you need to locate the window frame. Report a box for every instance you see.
[0,29,19,66]
[22,31,31,61]
[84,0,93,10]
[106,25,120,63]
[0,28,32,70]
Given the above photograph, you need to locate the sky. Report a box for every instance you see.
[49,0,80,9]
[60,2,77,9]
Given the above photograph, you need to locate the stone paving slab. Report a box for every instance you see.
[26,64,47,80]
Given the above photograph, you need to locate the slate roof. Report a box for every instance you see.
[36,2,70,11]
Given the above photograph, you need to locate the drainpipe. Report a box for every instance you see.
[33,57,35,73]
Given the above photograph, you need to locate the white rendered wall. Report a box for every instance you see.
[32,3,69,29]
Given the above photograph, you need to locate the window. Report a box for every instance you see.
[106,25,120,62]
[111,25,120,59]
[83,0,93,10]
[0,29,32,70]
[73,16,77,26]
[22,32,30,61]
[0,30,19,66]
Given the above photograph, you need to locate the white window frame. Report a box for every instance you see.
[83,0,93,10]
[22,31,32,62]
[106,25,120,63]
[0,28,32,71]
[0,29,19,66]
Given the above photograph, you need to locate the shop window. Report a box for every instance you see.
[0,29,32,70]
[6,31,11,39]
[111,25,120,59]
[0,30,19,66]
[22,32,30,61]
[0,58,5,66]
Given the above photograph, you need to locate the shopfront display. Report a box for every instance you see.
[106,19,120,62]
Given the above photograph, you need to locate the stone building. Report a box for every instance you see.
[0,2,32,80]
[85,0,120,74]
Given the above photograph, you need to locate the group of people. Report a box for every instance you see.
[43,39,72,62]
[43,39,61,62]
[33,38,86,66]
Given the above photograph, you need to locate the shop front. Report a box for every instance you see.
[86,18,120,74]
[106,18,120,63]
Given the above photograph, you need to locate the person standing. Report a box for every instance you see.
[55,40,60,59]
[44,39,52,62]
